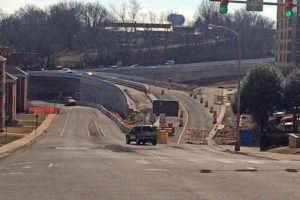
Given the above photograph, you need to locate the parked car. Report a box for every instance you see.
[165,60,176,65]
[85,71,93,76]
[65,97,76,106]
[130,64,139,68]
[126,125,157,145]
[61,68,73,73]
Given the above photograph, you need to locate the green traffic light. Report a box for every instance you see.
[220,7,228,14]
[285,10,293,17]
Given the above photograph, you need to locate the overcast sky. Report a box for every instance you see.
[2,0,278,22]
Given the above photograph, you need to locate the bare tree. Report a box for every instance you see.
[128,0,141,23]
[148,11,157,23]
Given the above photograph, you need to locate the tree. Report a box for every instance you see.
[283,70,300,132]
[232,64,284,135]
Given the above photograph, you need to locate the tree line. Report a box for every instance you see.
[0,0,275,68]
[232,64,300,142]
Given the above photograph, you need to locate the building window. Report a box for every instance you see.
[287,54,291,62]
[288,31,291,39]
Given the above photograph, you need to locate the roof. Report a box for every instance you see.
[5,72,18,81]
[6,65,28,77]
[0,55,7,62]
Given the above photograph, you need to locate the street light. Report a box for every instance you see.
[208,24,241,152]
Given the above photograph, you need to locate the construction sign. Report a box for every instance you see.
[187,128,208,144]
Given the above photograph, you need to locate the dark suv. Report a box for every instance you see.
[126,125,157,145]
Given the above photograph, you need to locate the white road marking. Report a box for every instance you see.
[95,122,105,137]
[10,162,37,166]
[23,165,31,169]
[246,160,266,164]
[246,167,257,170]
[55,147,89,150]
[9,172,25,175]
[178,102,189,144]
[60,112,70,136]
[144,168,168,172]
[86,118,90,137]
[188,159,204,163]
[217,159,236,164]
[135,160,151,165]
[48,163,54,168]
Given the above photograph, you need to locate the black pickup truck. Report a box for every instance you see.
[126,125,157,145]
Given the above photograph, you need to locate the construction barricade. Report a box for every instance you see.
[187,128,208,144]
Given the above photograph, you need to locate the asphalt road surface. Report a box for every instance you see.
[0,106,299,200]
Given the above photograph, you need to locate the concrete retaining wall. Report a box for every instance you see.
[29,72,131,118]
[97,58,274,84]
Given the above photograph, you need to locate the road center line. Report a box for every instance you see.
[60,111,70,137]
[178,102,189,144]
[95,122,106,137]
[86,118,90,137]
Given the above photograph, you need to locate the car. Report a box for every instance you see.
[126,125,157,145]
[165,60,176,65]
[130,64,139,68]
[61,68,73,73]
[65,97,76,106]
[85,71,93,76]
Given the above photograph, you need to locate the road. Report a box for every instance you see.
[0,105,299,200]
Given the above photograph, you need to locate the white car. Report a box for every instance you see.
[85,71,93,76]
[165,60,176,65]
[61,68,73,73]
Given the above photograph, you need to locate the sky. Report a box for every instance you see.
[1,0,278,22]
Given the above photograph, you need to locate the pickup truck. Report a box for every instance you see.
[126,125,157,145]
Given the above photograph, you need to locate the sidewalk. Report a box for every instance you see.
[219,145,300,161]
[206,88,300,161]
[0,114,56,158]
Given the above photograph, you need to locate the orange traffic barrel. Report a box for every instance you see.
[213,115,217,124]
[189,91,193,97]
[161,89,164,95]
[200,97,204,103]
[179,110,184,118]
[205,101,208,107]
[179,119,184,127]
[210,107,213,113]
[213,110,217,117]
[194,94,197,99]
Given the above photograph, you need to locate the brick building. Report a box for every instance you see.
[275,1,300,68]
[0,56,6,130]
[5,73,17,122]
[6,66,28,113]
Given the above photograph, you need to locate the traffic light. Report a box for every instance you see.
[284,0,293,18]
[220,0,229,14]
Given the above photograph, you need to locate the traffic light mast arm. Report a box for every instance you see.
[210,0,296,6]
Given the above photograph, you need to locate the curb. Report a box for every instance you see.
[0,114,56,159]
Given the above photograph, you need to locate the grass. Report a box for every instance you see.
[7,127,33,135]
[0,134,24,146]
[268,146,300,154]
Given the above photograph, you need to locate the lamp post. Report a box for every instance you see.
[208,24,241,151]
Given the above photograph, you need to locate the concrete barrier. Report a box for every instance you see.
[78,101,131,134]
[289,134,300,148]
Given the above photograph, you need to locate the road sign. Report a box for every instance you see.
[149,113,157,124]
[159,113,166,128]
[246,0,263,11]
